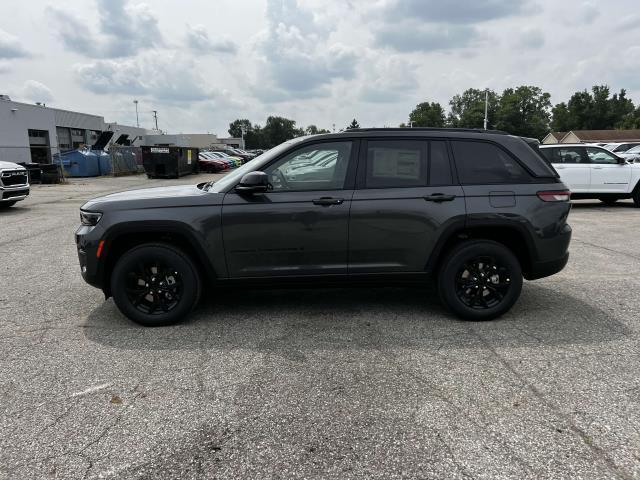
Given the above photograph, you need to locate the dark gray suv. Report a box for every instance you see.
[76,129,572,326]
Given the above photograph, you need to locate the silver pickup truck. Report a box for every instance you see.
[0,161,30,207]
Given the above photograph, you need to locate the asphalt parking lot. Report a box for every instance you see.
[2,174,640,479]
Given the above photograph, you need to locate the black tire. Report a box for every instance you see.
[111,243,201,327]
[633,188,640,208]
[0,201,16,208]
[599,197,619,205]
[437,240,523,321]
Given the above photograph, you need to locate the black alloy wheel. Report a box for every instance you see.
[438,240,523,321]
[111,243,201,326]
[125,261,184,315]
[455,256,512,310]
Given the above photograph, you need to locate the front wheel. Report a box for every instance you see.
[111,243,201,326]
[633,188,640,208]
[437,240,523,321]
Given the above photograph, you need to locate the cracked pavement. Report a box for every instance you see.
[1,174,640,479]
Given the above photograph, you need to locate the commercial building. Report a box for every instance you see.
[542,129,640,144]
[0,96,242,165]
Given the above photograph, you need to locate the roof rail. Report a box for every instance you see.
[343,127,511,135]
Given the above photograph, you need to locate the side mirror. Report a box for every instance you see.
[236,171,269,194]
[618,156,627,164]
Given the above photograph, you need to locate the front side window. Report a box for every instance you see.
[586,147,619,164]
[264,141,352,191]
[451,141,531,184]
[365,140,426,188]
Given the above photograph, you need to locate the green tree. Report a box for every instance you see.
[346,119,360,130]
[550,102,572,132]
[408,102,446,127]
[305,125,331,135]
[228,119,253,138]
[495,86,551,139]
[609,89,635,127]
[448,88,499,129]
[554,86,636,131]
[619,107,640,129]
[260,116,304,148]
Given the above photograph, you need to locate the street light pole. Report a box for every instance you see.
[152,110,159,130]
[483,89,489,130]
[133,100,139,127]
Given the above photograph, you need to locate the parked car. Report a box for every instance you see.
[0,160,30,207]
[76,128,571,326]
[198,153,226,173]
[206,151,243,168]
[617,145,640,163]
[603,142,640,153]
[539,144,640,205]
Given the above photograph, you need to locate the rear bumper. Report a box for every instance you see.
[525,223,572,280]
[526,252,569,280]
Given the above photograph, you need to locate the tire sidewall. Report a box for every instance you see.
[438,241,523,321]
[111,244,200,326]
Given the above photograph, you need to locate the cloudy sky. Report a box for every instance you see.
[1,0,639,135]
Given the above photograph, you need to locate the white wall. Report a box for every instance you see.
[0,100,58,163]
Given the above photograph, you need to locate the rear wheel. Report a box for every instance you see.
[633,188,640,208]
[437,240,523,321]
[111,243,201,326]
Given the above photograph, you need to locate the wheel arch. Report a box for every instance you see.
[427,223,535,278]
[100,222,216,298]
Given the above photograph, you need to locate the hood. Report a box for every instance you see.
[82,184,223,211]
[0,160,26,170]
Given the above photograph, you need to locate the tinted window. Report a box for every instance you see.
[264,141,352,191]
[429,141,453,185]
[365,140,426,188]
[543,147,586,164]
[586,147,618,164]
[451,141,531,184]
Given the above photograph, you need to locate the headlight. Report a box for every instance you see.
[80,210,102,226]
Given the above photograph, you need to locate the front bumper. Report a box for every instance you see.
[0,186,30,202]
[75,224,105,289]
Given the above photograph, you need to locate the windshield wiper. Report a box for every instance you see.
[203,181,215,191]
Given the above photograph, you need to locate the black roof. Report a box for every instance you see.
[344,127,511,135]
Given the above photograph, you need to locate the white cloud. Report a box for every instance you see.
[46,0,163,58]
[74,52,212,103]
[21,80,54,103]
[185,25,238,55]
[0,28,31,59]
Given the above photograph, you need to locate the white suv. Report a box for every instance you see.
[539,144,640,206]
[0,161,30,207]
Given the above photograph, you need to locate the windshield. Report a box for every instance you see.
[210,137,308,193]
[626,145,640,154]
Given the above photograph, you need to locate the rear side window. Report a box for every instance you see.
[544,147,586,164]
[451,141,532,184]
[365,140,426,188]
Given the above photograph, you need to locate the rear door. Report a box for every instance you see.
[222,140,356,278]
[543,147,591,192]
[348,139,465,273]
[586,147,632,193]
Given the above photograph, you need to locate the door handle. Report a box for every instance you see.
[423,193,456,202]
[312,197,344,206]
[593,166,603,169]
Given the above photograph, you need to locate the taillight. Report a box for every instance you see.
[537,190,571,202]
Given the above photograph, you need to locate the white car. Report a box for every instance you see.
[0,160,30,207]
[539,144,640,206]
[603,142,640,153]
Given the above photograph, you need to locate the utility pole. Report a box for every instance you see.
[152,110,158,130]
[408,120,414,128]
[483,89,489,130]
[133,99,139,127]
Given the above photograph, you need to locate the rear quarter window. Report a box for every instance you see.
[451,140,532,185]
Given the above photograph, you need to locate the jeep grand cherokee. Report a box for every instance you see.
[76,129,571,326]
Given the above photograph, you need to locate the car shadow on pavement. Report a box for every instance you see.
[571,200,636,209]
[83,283,632,357]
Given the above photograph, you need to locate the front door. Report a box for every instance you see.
[222,140,356,278]
[586,147,632,193]
[349,139,465,273]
